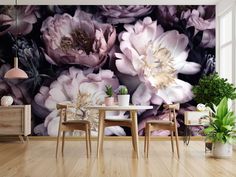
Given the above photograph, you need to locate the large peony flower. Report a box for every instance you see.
[115,17,201,105]
[0,6,39,36]
[99,5,153,24]
[41,9,116,67]
[181,6,215,48]
[34,67,126,136]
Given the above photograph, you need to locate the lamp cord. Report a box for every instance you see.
[15,0,18,58]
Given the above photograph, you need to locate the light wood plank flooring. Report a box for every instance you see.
[0,139,235,177]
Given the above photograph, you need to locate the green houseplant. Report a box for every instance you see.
[192,73,236,108]
[104,85,114,106]
[117,86,130,106]
[204,97,236,158]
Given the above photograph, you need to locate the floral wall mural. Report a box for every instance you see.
[0,5,215,136]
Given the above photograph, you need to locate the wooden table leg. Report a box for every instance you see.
[131,110,139,158]
[131,125,136,151]
[97,110,105,158]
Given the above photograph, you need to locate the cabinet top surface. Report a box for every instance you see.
[0,105,31,108]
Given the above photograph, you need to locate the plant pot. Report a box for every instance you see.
[212,142,233,158]
[104,97,114,106]
[117,95,130,106]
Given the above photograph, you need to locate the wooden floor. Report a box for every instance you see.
[0,139,235,177]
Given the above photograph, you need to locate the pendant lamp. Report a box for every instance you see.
[4,57,28,79]
[4,0,28,79]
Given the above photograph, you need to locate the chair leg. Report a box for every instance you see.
[170,131,174,153]
[56,130,61,158]
[175,130,180,158]
[144,125,147,153]
[88,125,92,154]
[147,124,151,158]
[61,131,66,156]
[101,123,105,151]
[85,125,89,158]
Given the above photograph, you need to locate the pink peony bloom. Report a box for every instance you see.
[34,67,126,136]
[41,9,116,67]
[181,6,215,48]
[99,5,153,24]
[115,17,201,106]
[0,6,39,36]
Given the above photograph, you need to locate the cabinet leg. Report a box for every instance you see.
[19,135,24,143]
[25,136,29,143]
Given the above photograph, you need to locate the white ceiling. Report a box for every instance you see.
[0,0,223,5]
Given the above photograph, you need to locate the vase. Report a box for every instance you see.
[117,95,130,106]
[212,142,233,158]
[104,97,114,106]
[1,96,14,106]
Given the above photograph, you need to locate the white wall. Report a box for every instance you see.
[216,0,236,13]
[216,0,234,74]
[216,0,236,151]
[0,0,14,5]
[216,0,236,110]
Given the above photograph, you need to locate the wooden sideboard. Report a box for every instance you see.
[0,105,31,142]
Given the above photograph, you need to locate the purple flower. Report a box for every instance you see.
[115,17,201,106]
[0,6,39,36]
[181,6,215,48]
[99,5,153,24]
[34,67,127,136]
[41,9,116,67]
[155,6,179,26]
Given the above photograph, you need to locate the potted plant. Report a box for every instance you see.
[117,86,130,106]
[204,97,236,158]
[104,85,114,106]
[192,73,236,108]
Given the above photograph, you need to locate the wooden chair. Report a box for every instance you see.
[144,103,180,158]
[56,103,91,157]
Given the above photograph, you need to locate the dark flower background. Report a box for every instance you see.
[0,5,215,136]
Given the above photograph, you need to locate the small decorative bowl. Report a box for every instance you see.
[1,96,14,106]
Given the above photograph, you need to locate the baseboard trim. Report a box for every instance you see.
[24,136,205,141]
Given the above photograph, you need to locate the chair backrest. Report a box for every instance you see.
[56,104,68,122]
[164,103,180,123]
[164,103,180,110]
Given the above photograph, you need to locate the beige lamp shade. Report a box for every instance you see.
[4,57,28,79]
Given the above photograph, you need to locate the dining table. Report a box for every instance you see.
[86,105,153,158]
